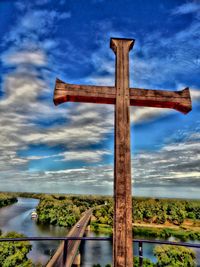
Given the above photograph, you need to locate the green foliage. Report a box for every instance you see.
[36,199,80,227]
[36,194,111,227]
[154,245,196,267]
[92,197,200,227]
[92,258,155,267]
[132,198,194,225]
[134,256,155,266]
[133,226,200,241]
[0,193,17,208]
[0,231,32,267]
[93,201,113,226]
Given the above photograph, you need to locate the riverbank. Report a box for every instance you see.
[0,192,17,209]
[91,221,200,241]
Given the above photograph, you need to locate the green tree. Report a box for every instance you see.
[134,256,155,266]
[154,245,196,267]
[0,231,32,267]
[0,193,17,208]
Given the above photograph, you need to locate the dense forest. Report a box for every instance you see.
[92,197,200,226]
[133,198,200,224]
[0,193,17,208]
[36,194,109,227]
[92,198,200,240]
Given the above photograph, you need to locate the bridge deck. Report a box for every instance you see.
[46,209,93,267]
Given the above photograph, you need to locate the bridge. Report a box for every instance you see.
[46,208,93,267]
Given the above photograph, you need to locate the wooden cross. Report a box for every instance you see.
[53,38,192,267]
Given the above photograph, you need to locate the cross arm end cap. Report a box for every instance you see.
[110,37,135,53]
[53,78,65,106]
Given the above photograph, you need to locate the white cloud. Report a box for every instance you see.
[132,131,200,190]
[2,50,46,66]
[131,106,171,123]
[60,150,111,162]
[21,10,70,33]
[25,149,111,163]
[172,2,200,15]
[45,168,88,174]
[190,88,200,101]
[1,130,200,197]
[1,68,47,106]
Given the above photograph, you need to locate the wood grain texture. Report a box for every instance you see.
[129,87,191,114]
[111,38,134,267]
[54,79,191,114]
[54,79,115,105]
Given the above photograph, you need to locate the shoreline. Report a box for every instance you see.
[91,221,200,241]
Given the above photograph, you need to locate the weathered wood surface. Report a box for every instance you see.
[129,87,191,114]
[111,38,134,267]
[54,79,116,105]
[53,37,192,267]
[54,80,191,114]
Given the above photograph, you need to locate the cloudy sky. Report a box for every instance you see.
[0,0,200,198]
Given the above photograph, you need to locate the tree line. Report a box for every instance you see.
[133,197,200,225]
[2,192,199,226]
[92,197,200,226]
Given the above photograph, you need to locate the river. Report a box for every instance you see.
[0,198,199,266]
[0,198,67,265]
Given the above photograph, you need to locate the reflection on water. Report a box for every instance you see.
[81,232,112,267]
[80,232,159,267]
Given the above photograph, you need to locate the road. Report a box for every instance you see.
[46,209,93,267]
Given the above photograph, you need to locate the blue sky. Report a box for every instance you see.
[0,0,200,198]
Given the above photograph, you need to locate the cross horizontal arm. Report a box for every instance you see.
[130,87,192,114]
[54,79,192,114]
[54,79,115,105]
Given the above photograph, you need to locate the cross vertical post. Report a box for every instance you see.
[53,37,192,267]
[111,38,134,267]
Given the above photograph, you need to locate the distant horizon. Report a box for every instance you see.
[1,189,200,200]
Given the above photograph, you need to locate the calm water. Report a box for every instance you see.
[0,198,199,266]
[0,198,67,265]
